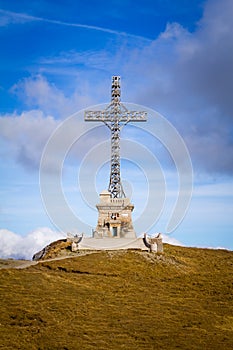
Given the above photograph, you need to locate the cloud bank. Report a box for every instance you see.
[11,75,95,118]
[1,0,232,176]
[0,110,58,171]
[0,228,65,260]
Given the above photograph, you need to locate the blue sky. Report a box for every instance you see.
[0,0,233,258]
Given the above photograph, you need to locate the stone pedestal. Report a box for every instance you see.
[93,190,136,239]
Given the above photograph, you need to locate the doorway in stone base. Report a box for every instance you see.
[112,226,118,237]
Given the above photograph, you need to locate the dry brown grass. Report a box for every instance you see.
[0,244,233,349]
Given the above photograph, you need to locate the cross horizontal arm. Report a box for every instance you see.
[84,110,147,122]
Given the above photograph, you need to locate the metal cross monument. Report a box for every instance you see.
[85,76,147,198]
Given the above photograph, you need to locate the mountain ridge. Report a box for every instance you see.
[0,244,232,349]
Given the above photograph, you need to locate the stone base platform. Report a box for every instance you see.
[78,236,147,251]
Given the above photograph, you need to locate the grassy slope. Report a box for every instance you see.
[0,244,233,350]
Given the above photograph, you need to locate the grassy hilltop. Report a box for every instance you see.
[0,244,233,350]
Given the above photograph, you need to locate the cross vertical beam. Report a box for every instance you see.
[84,76,147,198]
[109,76,124,197]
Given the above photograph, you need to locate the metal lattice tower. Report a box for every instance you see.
[84,76,147,198]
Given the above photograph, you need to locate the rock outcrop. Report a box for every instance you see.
[32,239,71,261]
[32,234,84,261]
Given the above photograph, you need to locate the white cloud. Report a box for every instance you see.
[0,110,58,170]
[0,8,150,42]
[0,104,110,174]
[0,9,31,26]
[0,75,104,172]
[159,22,188,40]
[11,74,103,117]
[0,228,65,260]
[11,75,75,118]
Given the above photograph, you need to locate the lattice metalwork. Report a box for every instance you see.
[85,76,147,198]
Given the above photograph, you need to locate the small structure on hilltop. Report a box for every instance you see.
[143,233,163,253]
[67,233,84,252]
[84,76,147,239]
